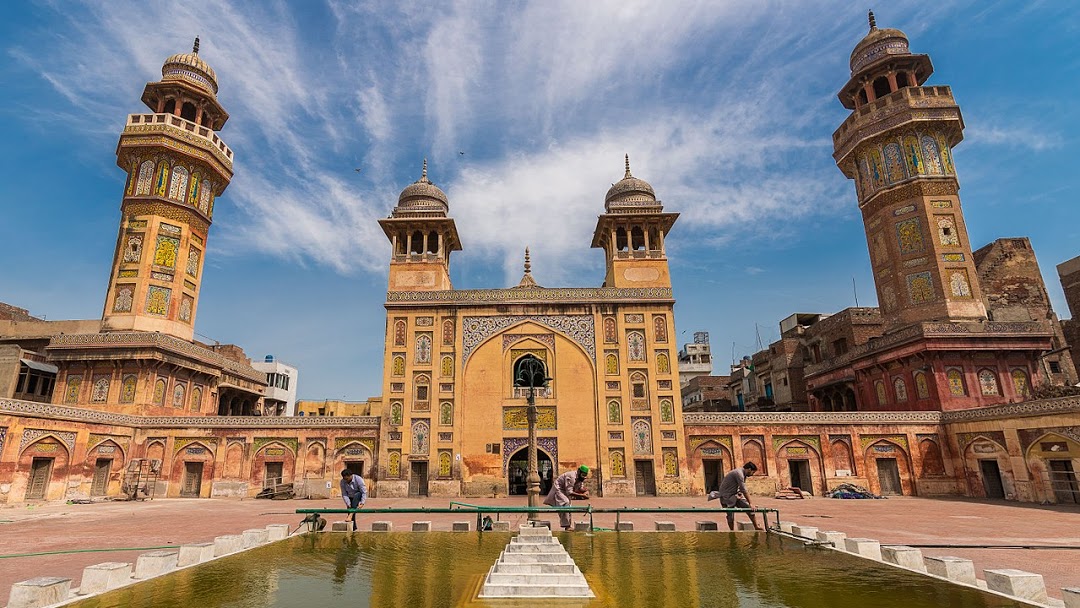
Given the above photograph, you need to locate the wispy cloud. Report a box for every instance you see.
[965,122,1065,152]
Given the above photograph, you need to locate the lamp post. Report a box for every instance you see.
[515,357,550,522]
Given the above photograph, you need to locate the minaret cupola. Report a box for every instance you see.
[380,160,461,292]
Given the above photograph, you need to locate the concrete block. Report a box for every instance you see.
[696,521,718,531]
[843,538,882,561]
[79,562,132,595]
[881,546,926,571]
[491,521,510,532]
[372,521,392,532]
[1062,587,1080,608]
[573,522,591,532]
[133,550,178,579]
[778,521,796,533]
[737,521,759,531]
[177,543,215,567]
[815,531,847,548]
[242,529,270,547]
[655,521,676,532]
[213,534,244,557]
[331,521,351,532]
[8,576,72,608]
[924,556,977,585]
[452,521,471,532]
[791,525,819,539]
[984,569,1047,604]
[266,524,291,541]
[412,521,432,532]
[530,520,552,529]
[616,521,634,532]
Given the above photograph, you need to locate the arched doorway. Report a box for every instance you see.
[507,447,553,496]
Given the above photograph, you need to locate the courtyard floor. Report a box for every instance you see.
[1,494,1078,603]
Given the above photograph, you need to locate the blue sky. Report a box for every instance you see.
[1,1,1077,401]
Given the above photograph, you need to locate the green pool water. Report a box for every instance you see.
[70,532,1024,608]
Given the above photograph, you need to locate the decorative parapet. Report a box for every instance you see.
[940,396,1080,423]
[683,410,941,425]
[0,399,379,429]
[123,113,233,168]
[387,287,673,306]
[48,332,265,385]
[804,321,1049,378]
[833,86,960,165]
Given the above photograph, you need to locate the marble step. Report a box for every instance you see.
[485,572,588,586]
[493,562,580,574]
[510,536,560,545]
[517,527,553,537]
[504,543,568,554]
[479,583,594,598]
[498,551,574,564]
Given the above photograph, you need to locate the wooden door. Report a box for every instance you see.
[26,458,53,500]
[703,460,722,494]
[264,462,284,488]
[789,459,812,491]
[876,458,902,495]
[91,459,112,496]
[181,462,203,497]
[409,462,429,496]
[634,460,656,496]
[344,461,364,478]
[1049,460,1079,504]
[979,459,1005,499]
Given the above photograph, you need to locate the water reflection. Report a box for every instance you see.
[70,532,1024,608]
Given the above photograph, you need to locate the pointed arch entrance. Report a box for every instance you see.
[507,447,553,496]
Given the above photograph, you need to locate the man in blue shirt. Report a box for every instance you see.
[339,468,367,531]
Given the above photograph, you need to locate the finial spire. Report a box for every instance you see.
[421,158,428,181]
[868,10,877,31]
[624,154,632,179]
[193,36,200,55]
[524,247,532,275]
[515,246,539,288]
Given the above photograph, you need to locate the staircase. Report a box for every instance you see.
[478,525,594,598]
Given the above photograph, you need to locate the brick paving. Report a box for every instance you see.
[1,495,1077,603]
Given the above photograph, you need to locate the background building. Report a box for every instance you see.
[251,355,299,416]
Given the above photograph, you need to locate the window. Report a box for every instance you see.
[1049,361,1062,374]
[513,355,548,388]
[832,338,848,357]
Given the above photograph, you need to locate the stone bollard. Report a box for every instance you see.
[531,520,552,529]
[8,576,72,608]
[412,521,432,532]
[881,546,925,571]
[79,562,132,595]
[791,525,819,539]
[616,521,634,532]
[242,529,270,547]
[573,522,591,532]
[984,569,1047,604]
[696,521,719,531]
[1062,587,1080,608]
[816,531,847,549]
[372,521,393,532]
[266,524,291,541]
[655,521,676,532]
[924,556,977,585]
[737,522,758,531]
[213,534,244,557]
[133,550,179,579]
[490,521,510,532]
[778,521,796,533]
[331,522,351,532]
[843,538,882,561]
[452,521,471,532]
[177,543,215,567]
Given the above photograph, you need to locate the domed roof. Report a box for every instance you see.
[162,37,219,95]
[604,155,657,210]
[395,159,449,215]
[849,11,911,74]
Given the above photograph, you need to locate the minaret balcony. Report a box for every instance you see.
[614,250,665,260]
[833,85,963,168]
[122,113,233,170]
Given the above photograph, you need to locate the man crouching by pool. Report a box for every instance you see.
[340,468,367,531]
[544,465,590,530]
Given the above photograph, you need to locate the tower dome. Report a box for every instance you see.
[604,154,657,211]
[395,159,449,215]
[161,37,219,96]
[849,11,911,75]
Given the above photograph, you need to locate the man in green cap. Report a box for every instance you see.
[544,465,590,530]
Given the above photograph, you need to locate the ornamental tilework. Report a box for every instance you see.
[937,216,959,246]
[948,270,973,299]
[624,314,644,323]
[394,320,406,346]
[657,380,672,390]
[65,376,81,404]
[653,316,668,342]
[907,272,935,304]
[915,372,930,400]
[186,249,200,277]
[416,316,434,327]
[439,402,453,426]
[441,356,453,378]
[663,449,679,477]
[120,376,137,403]
[390,287,672,305]
[859,434,909,452]
[332,437,373,454]
[1017,427,1080,453]
[603,317,617,343]
[896,218,924,255]
[607,400,622,424]
[931,200,953,208]
[415,334,432,364]
[947,369,966,396]
[438,451,452,477]
[501,437,558,472]
[884,143,906,183]
[20,428,76,453]
[1011,369,1030,397]
[610,449,626,477]
[136,160,154,195]
[123,235,143,263]
[943,253,966,262]
[893,204,916,216]
[387,451,401,477]
[153,379,166,405]
[605,353,619,375]
[392,356,404,376]
[627,332,645,361]
[179,295,193,323]
[172,383,186,408]
[956,431,1006,452]
[146,286,171,316]
[688,435,733,452]
[118,270,138,278]
[632,419,652,455]
[502,334,555,351]
[462,315,595,363]
[656,352,670,374]
[979,370,999,395]
[442,319,454,346]
[894,378,908,403]
[772,435,821,452]
[188,173,200,206]
[411,420,429,455]
[113,285,134,313]
[153,236,180,268]
[660,399,674,423]
[91,377,109,403]
[199,180,212,213]
[169,166,189,201]
[503,406,556,430]
[159,222,182,235]
[921,136,944,174]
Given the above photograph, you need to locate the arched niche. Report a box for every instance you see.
[864,439,914,496]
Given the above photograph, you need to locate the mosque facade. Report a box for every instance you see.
[1,19,1078,505]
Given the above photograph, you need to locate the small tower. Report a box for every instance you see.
[102,38,233,340]
[590,155,678,288]
[379,160,462,291]
[834,12,986,328]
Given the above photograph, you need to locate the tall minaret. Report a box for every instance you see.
[379,160,462,291]
[102,38,233,341]
[591,155,678,288]
[834,12,987,329]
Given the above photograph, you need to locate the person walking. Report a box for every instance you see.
[339,468,367,531]
[716,462,762,531]
[543,465,589,530]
